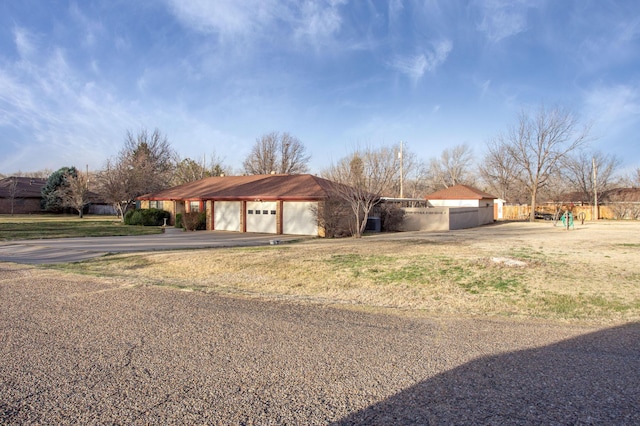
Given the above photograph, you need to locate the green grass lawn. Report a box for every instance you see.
[0,215,163,240]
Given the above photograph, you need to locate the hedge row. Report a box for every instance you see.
[124,208,170,226]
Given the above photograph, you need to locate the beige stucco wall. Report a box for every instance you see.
[402,207,449,231]
[448,207,481,230]
[402,206,494,231]
[478,205,495,225]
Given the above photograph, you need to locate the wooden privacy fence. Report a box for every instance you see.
[500,205,616,221]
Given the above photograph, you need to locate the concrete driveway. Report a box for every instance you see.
[0,228,306,264]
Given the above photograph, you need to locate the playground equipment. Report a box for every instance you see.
[561,210,574,230]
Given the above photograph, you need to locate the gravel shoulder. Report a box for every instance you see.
[1,265,638,424]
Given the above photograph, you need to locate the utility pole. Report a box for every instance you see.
[593,157,598,221]
[399,141,404,199]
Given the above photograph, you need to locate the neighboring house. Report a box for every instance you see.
[425,184,497,209]
[0,177,46,214]
[86,191,118,215]
[601,187,640,203]
[136,174,341,236]
[403,184,497,231]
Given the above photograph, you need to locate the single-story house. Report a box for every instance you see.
[137,174,341,236]
[0,177,46,214]
[402,184,497,231]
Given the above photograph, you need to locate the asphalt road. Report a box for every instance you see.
[0,228,304,264]
[1,266,638,424]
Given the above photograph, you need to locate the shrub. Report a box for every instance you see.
[379,204,405,232]
[181,211,206,231]
[311,198,353,238]
[175,213,183,229]
[124,208,170,226]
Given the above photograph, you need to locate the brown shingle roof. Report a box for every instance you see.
[603,187,640,202]
[0,177,46,198]
[425,184,497,200]
[138,174,338,201]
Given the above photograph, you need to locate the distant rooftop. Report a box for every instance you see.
[425,184,497,200]
[0,177,46,198]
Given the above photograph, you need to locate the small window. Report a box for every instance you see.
[248,210,254,214]
[255,210,261,214]
[270,210,276,215]
[189,201,200,212]
[263,210,268,215]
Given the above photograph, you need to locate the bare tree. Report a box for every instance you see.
[172,158,206,185]
[386,143,427,199]
[6,177,21,216]
[123,128,176,194]
[95,128,176,221]
[57,171,90,218]
[492,105,590,221]
[480,137,526,203]
[243,132,310,175]
[323,146,399,237]
[426,143,475,191]
[172,152,231,185]
[20,169,52,178]
[4,170,52,179]
[95,158,131,219]
[622,167,640,188]
[562,150,621,204]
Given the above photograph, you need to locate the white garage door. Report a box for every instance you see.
[214,201,241,231]
[283,202,318,236]
[246,201,277,234]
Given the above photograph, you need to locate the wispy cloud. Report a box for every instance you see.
[68,2,104,48]
[390,39,452,84]
[293,0,345,47]
[575,12,640,73]
[477,79,491,97]
[476,0,532,43]
[584,84,640,128]
[166,0,345,47]
[166,0,277,36]
[0,27,139,172]
[13,26,36,59]
[388,0,404,23]
[582,84,640,161]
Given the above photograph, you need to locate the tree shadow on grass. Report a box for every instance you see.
[333,322,639,425]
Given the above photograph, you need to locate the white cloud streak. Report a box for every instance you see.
[0,27,140,172]
[584,84,640,129]
[165,0,346,48]
[476,0,532,43]
[582,84,640,165]
[390,39,452,83]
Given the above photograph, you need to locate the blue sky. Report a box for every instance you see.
[1,0,639,176]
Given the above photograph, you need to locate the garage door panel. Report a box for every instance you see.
[246,202,277,234]
[283,202,318,236]
[214,201,241,231]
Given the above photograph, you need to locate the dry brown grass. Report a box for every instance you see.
[49,221,640,325]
